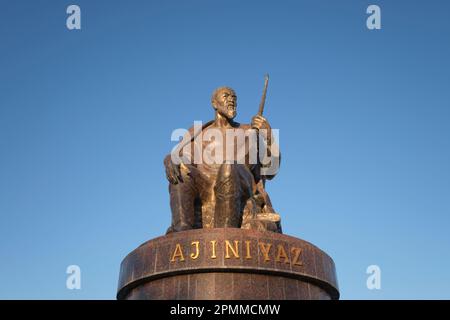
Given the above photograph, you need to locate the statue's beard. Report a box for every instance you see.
[225,103,236,119]
[218,104,236,119]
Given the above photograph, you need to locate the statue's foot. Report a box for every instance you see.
[241,213,282,233]
[166,224,195,234]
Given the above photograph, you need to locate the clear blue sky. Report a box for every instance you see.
[1,0,449,299]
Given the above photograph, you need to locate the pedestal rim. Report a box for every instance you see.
[117,228,339,300]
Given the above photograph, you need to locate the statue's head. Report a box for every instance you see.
[211,87,237,120]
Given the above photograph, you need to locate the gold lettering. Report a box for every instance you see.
[291,247,303,266]
[190,241,200,260]
[244,240,252,259]
[275,244,290,264]
[170,243,185,262]
[210,240,217,259]
[225,240,240,259]
[259,242,272,262]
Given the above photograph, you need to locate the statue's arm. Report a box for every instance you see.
[164,126,196,184]
[164,154,182,184]
[260,132,281,180]
[261,145,281,180]
[249,115,280,179]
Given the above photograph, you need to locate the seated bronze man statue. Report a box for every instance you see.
[164,86,281,234]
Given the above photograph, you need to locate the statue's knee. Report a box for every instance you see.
[218,163,234,180]
[215,164,238,196]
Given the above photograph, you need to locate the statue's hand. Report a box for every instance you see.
[251,115,271,131]
[164,156,183,184]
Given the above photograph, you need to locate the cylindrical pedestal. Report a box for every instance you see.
[117,228,339,300]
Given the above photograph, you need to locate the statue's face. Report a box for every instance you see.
[213,88,237,120]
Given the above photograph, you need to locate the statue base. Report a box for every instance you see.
[117,228,339,300]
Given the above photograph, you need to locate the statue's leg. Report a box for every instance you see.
[166,166,198,233]
[214,164,253,228]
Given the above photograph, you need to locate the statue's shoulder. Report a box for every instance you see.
[185,120,214,134]
[235,122,252,130]
[185,121,251,133]
[185,125,196,135]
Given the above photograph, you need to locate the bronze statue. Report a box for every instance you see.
[118,77,340,301]
[164,76,281,234]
